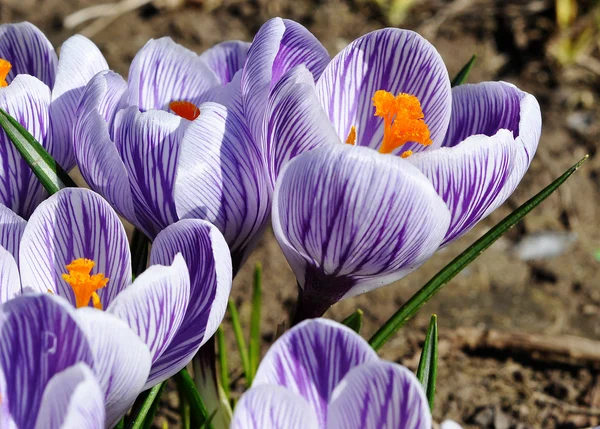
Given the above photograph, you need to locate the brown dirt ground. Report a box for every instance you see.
[2,0,600,427]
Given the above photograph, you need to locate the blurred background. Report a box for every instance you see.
[2,0,600,427]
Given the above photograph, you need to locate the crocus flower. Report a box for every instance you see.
[0,187,232,388]
[269,28,541,319]
[0,22,108,218]
[231,319,431,429]
[0,293,152,427]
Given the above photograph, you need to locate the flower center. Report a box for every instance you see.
[169,100,200,121]
[0,59,12,88]
[61,258,109,310]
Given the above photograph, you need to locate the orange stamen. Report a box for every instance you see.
[372,90,432,154]
[345,125,357,145]
[400,150,413,158]
[61,258,108,309]
[169,100,200,121]
[0,59,12,88]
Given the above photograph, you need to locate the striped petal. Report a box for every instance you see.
[199,40,251,86]
[241,17,330,142]
[253,319,378,426]
[127,37,219,112]
[107,254,191,388]
[0,294,94,429]
[0,75,51,219]
[0,246,20,304]
[175,102,270,270]
[316,28,452,152]
[272,144,450,314]
[74,307,152,427]
[150,219,232,382]
[231,385,319,429]
[19,188,131,308]
[327,361,431,429]
[49,35,108,170]
[0,22,57,87]
[35,363,105,429]
[263,65,340,183]
[114,106,186,238]
[0,203,26,261]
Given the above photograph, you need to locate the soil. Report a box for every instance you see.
[2,0,600,427]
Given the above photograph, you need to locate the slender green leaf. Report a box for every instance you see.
[175,368,213,429]
[125,382,165,429]
[249,262,262,379]
[341,309,364,334]
[216,326,230,401]
[178,379,191,429]
[141,382,166,429]
[130,228,149,277]
[199,409,218,429]
[451,55,477,87]
[369,155,589,351]
[0,108,76,194]
[115,418,125,429]
[228,298,251,384]
[416,315,438,410]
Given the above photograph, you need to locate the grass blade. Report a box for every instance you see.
[369,155,588,351]
[451,55,477,87]
[341,309,364,334]
[216,326,230,401]
[228,298,252,385]
[175,368,213,429]
[125,382,165,429]
[416,315,438,410]
[249,262,262,380]
[0,108,76,194]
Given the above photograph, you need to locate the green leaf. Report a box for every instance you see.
[228,298,251,385]
[178,378,191,429]
[451,55,477,87]
[0,108,76,194]
[125,382,165,429]
[249,262,262,380]
[199,409,218,429]
[416,315,438,410]
[175,368,213,429]
[369,155,589,351]
[341,309,363,334]
[216,326,230,401]
[130,228,149,277]
[115,418,125,429]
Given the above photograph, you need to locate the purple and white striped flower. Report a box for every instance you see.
[0,187,232,388]
[0,22,108,219]
[231,319,431,429]
[0,293,152,427]
[269,28,541,318]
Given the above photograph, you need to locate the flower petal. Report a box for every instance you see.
[316,28,451,152]
[0,75,51,219]
[253,319,378,426]
[175,102,270,269]
[241,17,330,142]
[0,203,26,261]
[0,22,57,87]
[272,144,450,307]
[0,294,94,429]
[49,35,108,170]
[19,188,131,307]
[107,254,190,387]
[75,307,152,427]
[74,70,137,224]
[231,385,319,429]
[114,106,186,238]
[127,37,219,112]
[35,363,105,429]
[0,246,20,304]
[327,361,431,429]
[263,65,339,183]
[199,40,251,86]
[150,219,232,381]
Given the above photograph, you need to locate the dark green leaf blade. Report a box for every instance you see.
[228,298,251,385]
[369,155,589,351]
[451,55,477,87]
[249,262,262,380]
[216,326,230,402]
[341,309,364,334]
[125,382,165,429]
[416,315,438,410]
[175,368,213,429]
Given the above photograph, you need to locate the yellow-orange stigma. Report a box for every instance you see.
[345,125,357,145]
[61,258,108,310]
[372,90,432,154]
[169,100,200,121]
[0,59,12,88]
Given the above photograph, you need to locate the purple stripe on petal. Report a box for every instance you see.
[328,362,431,429]
[253,319,379,426]
[0,203,26,262]
[0,246,20,304]
[19,188,131,307]
[199,40,251,86]
[316,28,451,153]
[231,385,319,429]
[0,294,94,429]
[0,75,51,219]
[0,22,57,87]
[150,219,232,382]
